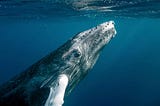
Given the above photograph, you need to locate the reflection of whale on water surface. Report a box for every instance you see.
[0,21,116,106]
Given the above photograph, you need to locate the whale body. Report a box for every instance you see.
[0,21,116,106]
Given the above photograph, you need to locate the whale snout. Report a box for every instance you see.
[99,21,116,39]
[100,21,115,31]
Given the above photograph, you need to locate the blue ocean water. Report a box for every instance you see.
[0,0,160,106]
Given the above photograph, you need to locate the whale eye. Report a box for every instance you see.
[72,49,81,58]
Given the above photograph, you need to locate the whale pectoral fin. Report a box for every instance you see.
[45,74,69,106]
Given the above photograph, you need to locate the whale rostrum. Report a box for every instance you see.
[0,21,116,106]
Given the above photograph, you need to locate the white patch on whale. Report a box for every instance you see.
[45,74,68,106]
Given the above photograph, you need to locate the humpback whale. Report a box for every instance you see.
[0,21,116,106]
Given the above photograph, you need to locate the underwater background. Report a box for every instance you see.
[0,0,160,106]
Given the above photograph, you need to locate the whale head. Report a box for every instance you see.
[42,21,116,106]
[73,21,116,67]
[59,21,116,93]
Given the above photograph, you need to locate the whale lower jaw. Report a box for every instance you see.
[45,74,68,106]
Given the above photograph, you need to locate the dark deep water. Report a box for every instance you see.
[0,0,160,106]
